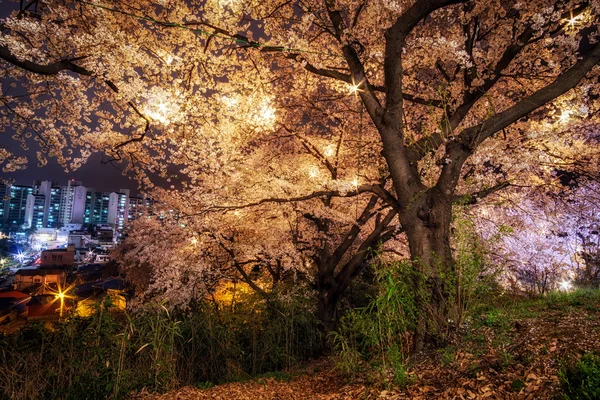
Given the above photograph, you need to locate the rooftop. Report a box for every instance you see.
[0,291,30,299]
[15,268,67,276]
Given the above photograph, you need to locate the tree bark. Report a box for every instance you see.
[399,187,454,351]
[316,286,339,333]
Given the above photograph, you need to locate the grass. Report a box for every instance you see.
[438,346,456,366]
[543,289,600,310]
[461,289,600,373]
[559,353,600,399]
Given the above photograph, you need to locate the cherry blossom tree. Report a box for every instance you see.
[2,0,600,347]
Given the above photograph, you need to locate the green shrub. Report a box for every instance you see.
[559,353,600,399]
[332,260,417,385]
[0,289,322,399]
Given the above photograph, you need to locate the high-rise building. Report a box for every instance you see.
[0,184,8,224]
[1,180,140,234]
[84,190,111,226]
[59,180,84,226]
[24,194,46,229]
[35,180,62,228]
[70,185,87,225]
[1,184,35,229]
[128,196,153,223]
[108,192,129,230]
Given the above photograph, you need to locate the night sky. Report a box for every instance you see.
[0,1,138,193]
[1,152,138,193]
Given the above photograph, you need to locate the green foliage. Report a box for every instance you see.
[545,289,600,310]
[438,346,456,366]
[195,381,215,390]
[407,209,503,345]
[332,211,503,385]
[0,299,181,400]
[256,371,292,383]
[331,260,417,386]
[472,305,511,330]
[559,353,600,399]
[328,320,365,377]
[0,290,321,399]
[176,290,321,384]
[449,209,503,330]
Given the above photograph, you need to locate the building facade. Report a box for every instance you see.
[0,184,34,230]
[24,194,46,229]
[1,181,147,234]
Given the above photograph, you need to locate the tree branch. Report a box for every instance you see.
[0,45,151,149]
[407,3,590,161]
[452,181,511,204]
[334,209,399,289]
[194,183,400,215]
[438,40,600,194]
[320,195,380,278]
[286,53,443,107]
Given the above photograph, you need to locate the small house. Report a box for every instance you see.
[13,268,67,292]
[40,244,75,267]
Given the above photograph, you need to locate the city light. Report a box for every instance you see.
[14,251,25,263]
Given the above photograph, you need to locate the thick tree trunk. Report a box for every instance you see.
[400,188,454,351]
[316,288,339,333]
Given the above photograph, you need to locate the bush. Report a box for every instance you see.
[331,260,417,386]
[176,289,322,384]
[0,290,322,399]
[559,353,600,399]
[0,298,180,400]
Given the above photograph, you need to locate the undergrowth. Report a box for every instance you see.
[0,291,321,400]
[559,353,600,400]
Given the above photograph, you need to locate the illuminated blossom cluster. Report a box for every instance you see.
[0,0,599,319]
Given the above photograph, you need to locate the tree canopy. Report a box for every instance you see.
[1,0,600,345]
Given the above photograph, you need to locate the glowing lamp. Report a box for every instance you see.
[559,280,572,291]
[558,110,571,124]
[348,83,360,95]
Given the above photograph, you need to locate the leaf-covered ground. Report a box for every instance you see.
[132,292,600,400]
